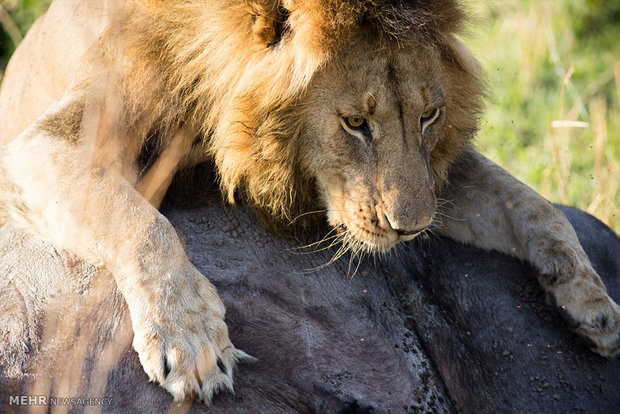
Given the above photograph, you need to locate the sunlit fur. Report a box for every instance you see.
[3,3,619,404]
[96,0,483,240]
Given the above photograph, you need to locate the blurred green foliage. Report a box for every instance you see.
[0,0,618,231]
[465,0,620,232]
[0,0,50,71]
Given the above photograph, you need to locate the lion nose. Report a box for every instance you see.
[386,214,432,236]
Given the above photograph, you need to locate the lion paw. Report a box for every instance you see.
[572,299,620,358]
[128,266,254,403]
[553,280,620,358]
[133,326,252,403]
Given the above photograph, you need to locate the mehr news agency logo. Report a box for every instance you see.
[9,395,112,407]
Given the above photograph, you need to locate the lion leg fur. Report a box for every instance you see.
[137,128,195,209]
[0,90,250,403]
[438,148,620,357]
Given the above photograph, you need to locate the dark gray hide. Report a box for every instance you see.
[0,190,619,413]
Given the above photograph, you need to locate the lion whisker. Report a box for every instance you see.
[436,197,457,208]
[346,242,365,280]
[289,225,340,251]
[433,209,464,223]
[301,231,350,273]
[288,209,327,226]
[288,233,340,254]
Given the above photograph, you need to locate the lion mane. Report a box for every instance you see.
[103,0,483,231]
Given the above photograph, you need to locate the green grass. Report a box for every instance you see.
[1,0,618,232]
[464,0,620,233]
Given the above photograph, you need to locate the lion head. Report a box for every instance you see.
[119,0,484,252]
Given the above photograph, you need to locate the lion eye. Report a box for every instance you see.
[420,107,440,133]
[341,115,371,139]
[345,116,367,129]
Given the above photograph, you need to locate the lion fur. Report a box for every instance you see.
[95,0,482,231]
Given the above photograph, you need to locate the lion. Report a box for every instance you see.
[0,0,618,404]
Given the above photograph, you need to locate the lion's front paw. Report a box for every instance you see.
[549,268,620,357]
[133,321,251,403]
[569,298,620,358]
[128,266,253,403]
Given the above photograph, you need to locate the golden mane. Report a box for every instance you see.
[102,0,483,232]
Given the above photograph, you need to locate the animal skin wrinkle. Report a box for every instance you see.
[303,320,317,368]
[299,289,320,373]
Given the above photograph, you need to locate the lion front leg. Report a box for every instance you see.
[437,148,620,357]
[0,92,250,402]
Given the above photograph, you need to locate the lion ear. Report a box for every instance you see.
[439,34,482,77]
[247,1,290,48]
[429,34,485,181]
